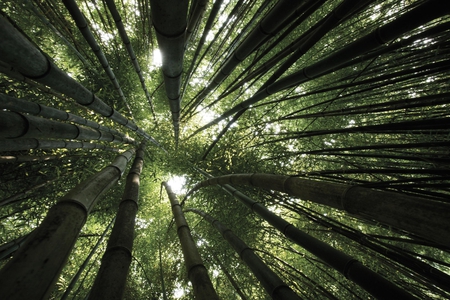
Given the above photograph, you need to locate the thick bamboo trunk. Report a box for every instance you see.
[162,182,219,300]
[189,173,450,248]
[0,111,130,144]
[150,0,189,142]
[0,15,159,145]
[88,142,146,300]
[0,93,135,144]
[0,138,120,152]
[185,208,301,300]
[187,181,416,299]
[0,149,134,299]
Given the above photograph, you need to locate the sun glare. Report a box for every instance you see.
[152,49,162,66]
[167,175,187,195]
[196,106,217,124]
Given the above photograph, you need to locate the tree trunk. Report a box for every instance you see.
[189,181,416,299]
[150,0,189,143]
[0,15,159,145]
[0,149,134,299]
[88,142,146,300]
[0,93,135,144]
[189,173,450,248]
[185,208,301,300]
[162,182,219,300]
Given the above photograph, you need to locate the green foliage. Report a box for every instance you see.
[1,0,450,299]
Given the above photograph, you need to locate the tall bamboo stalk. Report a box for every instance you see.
[180,0,226,104]
[62,0,135,121]
[0,154,61,163]
[0,138,120,152]
[0,93,135,144]
[104,0,157,121]
[21,0,97,74]
[162,182,219,300]
[185,208,301,300]
[0,149,134,299]
[212,253,248,300]
[0,174,65,207]
[0,234,30,261]
[0,14,160,146]
[150,0,189,143]
[185,0,208,46]
[188,173,450,248]
[283,201,450,293]
[88,142,146,300]
[185,178,417,299]
[0,111,131,144]
[190,0,305,113]
[190,0,449,137]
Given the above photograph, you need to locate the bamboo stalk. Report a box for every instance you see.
[0,93,135,144]
[0,149,134,299]
[88,142,146,300]
[163,182,219,300]
[104,0,157,121]
[0,138,120,152]
[188,173,450,248]
[186,180,417,299]
[185,208,301,300]
[62,0,135,122]
[0,15,160,147]
[150,0,189,143]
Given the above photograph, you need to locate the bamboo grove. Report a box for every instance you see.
[0,0,449,298]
